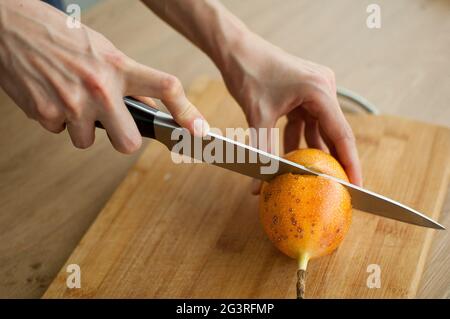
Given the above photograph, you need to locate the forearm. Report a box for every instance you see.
[141,0,251,71]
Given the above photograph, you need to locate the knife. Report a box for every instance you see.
[96,97,444,230]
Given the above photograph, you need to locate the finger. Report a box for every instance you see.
[39,119,66,134]
[248,115,278,195]
[283,108,304,154]
[305,95,363,186]
[133,95,158,108]
[333,130,362,186]
[251,179,262,195]
[23,76,66,132]
[320,129,336,156]
[303,110,328,152]
[319,126,337,159]
[35,103,66,134]
[248,113,278,153]
[98,97,142,154]
[34,103,66,134]
[334,129,362,186]
[66,120,95,149]
[124,60,209,137]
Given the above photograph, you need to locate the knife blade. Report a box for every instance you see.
[98,97,444,230]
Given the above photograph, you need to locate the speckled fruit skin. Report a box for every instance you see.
[259,149,352,260]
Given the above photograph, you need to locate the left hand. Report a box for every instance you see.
[218,32,363,192]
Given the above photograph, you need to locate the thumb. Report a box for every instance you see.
[124,59,209,137]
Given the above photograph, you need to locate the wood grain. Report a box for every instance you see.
[0,0,449,298]
[44,79,450,298]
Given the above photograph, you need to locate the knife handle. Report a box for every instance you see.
[95,97,157,139]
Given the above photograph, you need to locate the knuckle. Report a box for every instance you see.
[161,75,183,101]
[322,66,336,81]
[62,94,84,120]
[312,72,329,88]
[65,103,83,121]
[308,85,327,103]
[246,104,275,129]
[34,102,46,117]
[346,130,356,142]
[83,71,109,101]
[307,78,337,106]
[37,103,62,122]
[173,102,194,122]
[35,102,63,127]
[81,71,116,114]
[104,50,127,71]
[337,126,356,144]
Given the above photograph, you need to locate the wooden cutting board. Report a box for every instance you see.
[44,78,449,298]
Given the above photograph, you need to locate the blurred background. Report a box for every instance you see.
[0,0,449,298]
[50,0,450,125]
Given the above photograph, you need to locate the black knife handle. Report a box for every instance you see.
[95,97,157,139]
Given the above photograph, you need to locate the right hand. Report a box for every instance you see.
[218,32,362,190]
[0,0,209,153]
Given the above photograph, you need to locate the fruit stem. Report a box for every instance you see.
[297,253,309,299]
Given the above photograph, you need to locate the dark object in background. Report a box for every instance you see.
[43,0,65,11]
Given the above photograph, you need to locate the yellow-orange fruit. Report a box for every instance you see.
[259,149,352,266]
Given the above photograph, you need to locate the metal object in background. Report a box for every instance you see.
[337,87,380,115]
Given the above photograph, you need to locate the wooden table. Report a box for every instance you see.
[0,0,449,298]
[44,79,450,299]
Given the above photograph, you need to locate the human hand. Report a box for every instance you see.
[0,0,208,153]
[218,32,362,192]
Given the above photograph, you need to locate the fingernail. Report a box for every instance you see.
[193,118,210,137]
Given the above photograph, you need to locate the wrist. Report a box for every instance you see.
[216,29,268,83]
[210,21,251,69]
[202,2,253,73]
